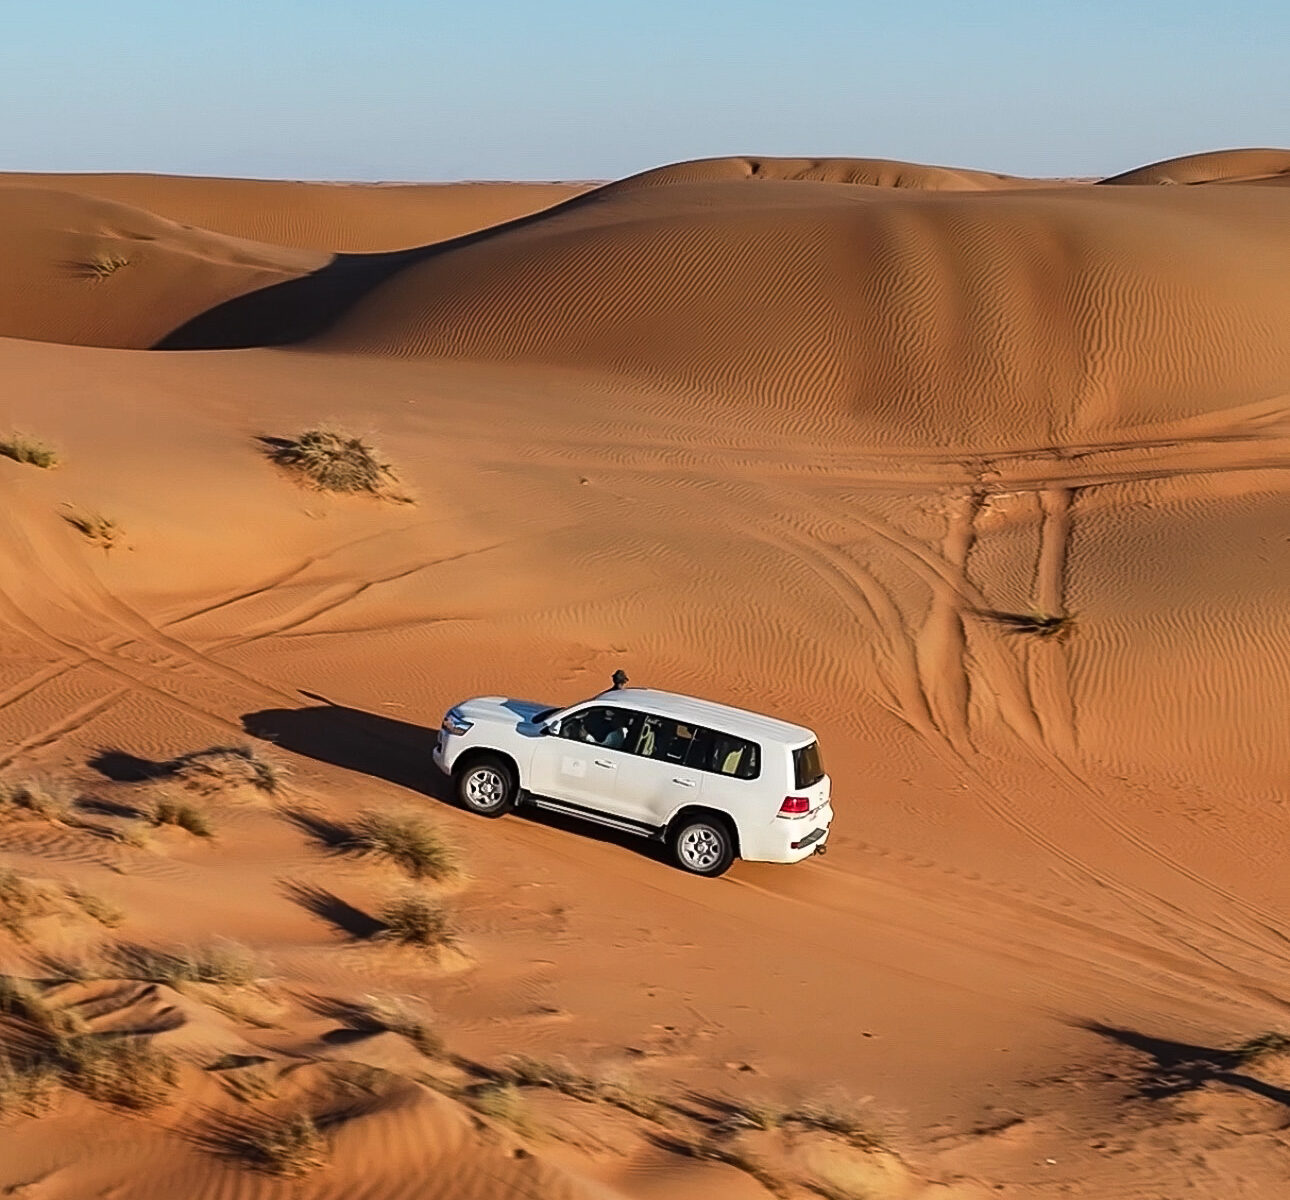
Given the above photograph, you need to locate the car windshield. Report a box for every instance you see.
[531,706,560,723]
[793,742,825,789]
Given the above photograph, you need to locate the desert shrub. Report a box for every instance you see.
[57,1034,176,1109]
[355,809,456,881]
[471,1080,533,1133]
[263,428,404,498]
[106,940,260,988]
[152,795,213,838]
[974,607,1073,640]
[0,776,74,822]
[230,1112,325,1176]
[501,1055,664,1120]
[0,1053,59,1117]
[355,994,442,1056]
[60,509,121,550]
[379,892,456,954]
[64,885,124,928]
[166,745,284,795]
[0,976,85,1038]
[0,869,52,937]
[0,435,57,469]
[1233,1032,1290,1065]
[74,254,131,282]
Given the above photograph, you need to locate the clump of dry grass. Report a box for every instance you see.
[229,1112,325,1176]
[74,254,132,282]
[0,776,75,823]
[165,745,285,796]
[1232,1032,1290,1066]
[502,1055,666,1121]
[710,1093,882,1150]
[61,509,122,550]
[105,940,261,988]
[471,1080,534,1133]
[0,434,57,469]
[57,1034,176,1109]
[379,892,456,955]
[355,809,456,881]
[353,994,443,1056]
[263,428,407,500]
[0,1053,60,1117]
[63,885,124,928]
[0,976,86,1038]
[0,869,53,938]
[152,795,213,838]
[973,607,1074,641]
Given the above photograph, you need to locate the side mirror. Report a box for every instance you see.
[543,719,561,737]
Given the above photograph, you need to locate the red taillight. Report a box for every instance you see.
[779,795,810,815]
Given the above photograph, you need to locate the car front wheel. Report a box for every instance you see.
[669,815,736,877]
[455,755,516,818]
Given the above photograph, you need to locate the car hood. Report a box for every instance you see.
[452,696,552,727]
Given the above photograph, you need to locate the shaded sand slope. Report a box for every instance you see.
[312,181,1290,447]
[0,188,325,347]
[0,172,592,252]
[1100,147,1290,185]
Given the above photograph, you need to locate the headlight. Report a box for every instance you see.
[442,709,473,736]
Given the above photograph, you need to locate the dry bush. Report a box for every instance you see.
[974,607,1074,641]
[0,869,55,938]
[379,892,456,954]
[1233,1032,1290,1066]
[471,1080,534,1133]
[263,428,407,500]
[0,976,85,1038]
[0,1053,60,1117]
[355,809,456,881]
[64,885,124,928]
[166,745,285,796]
[60,509,122,550]
[228,1112,325,1176]
[57,1034,176,1109]
[355,994,442,1056]
[74,254,132,282]
[0,776,75,823]
[106,940,261,988]
[790,1096,884,1149]
[502,1055,665,1121]
[0,434,57,469]
[152,795,213,838]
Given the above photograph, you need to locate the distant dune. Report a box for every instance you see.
[1099,147,1290,185]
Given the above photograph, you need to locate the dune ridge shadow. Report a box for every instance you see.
[154,186,605,351]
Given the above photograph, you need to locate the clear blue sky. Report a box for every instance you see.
[2,0,1285,181]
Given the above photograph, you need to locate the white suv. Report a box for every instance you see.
[431,681,833,876]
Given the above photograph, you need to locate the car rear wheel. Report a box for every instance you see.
[455,755,515,818]
[669,814,736,877]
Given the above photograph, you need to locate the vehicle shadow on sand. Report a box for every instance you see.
[240,693,668,866]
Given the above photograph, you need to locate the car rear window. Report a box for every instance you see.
[793,742,825,789]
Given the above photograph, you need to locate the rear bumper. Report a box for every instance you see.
[743,800,834,864]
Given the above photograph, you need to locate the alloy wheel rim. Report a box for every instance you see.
[680,826,722,870]
[465,768,505,807]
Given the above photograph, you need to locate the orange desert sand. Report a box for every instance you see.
[1,148,1289,1199]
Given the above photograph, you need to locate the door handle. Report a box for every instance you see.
[594,759,615,769]
[672,778,696,787]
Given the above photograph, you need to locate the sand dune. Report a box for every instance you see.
[0,187,324,347]
[0,172,591,252]
[1099,146,1290,185]
[3,152,1290,1199]
[607,154,1049,191]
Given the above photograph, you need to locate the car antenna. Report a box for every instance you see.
[611,668,629,690]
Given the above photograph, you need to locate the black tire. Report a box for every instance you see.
[668,813,736,877]
[454,754,516,818]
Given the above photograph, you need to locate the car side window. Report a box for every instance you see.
[632,714,697,763]
[690,726,761,780]
[557,706,638,751]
